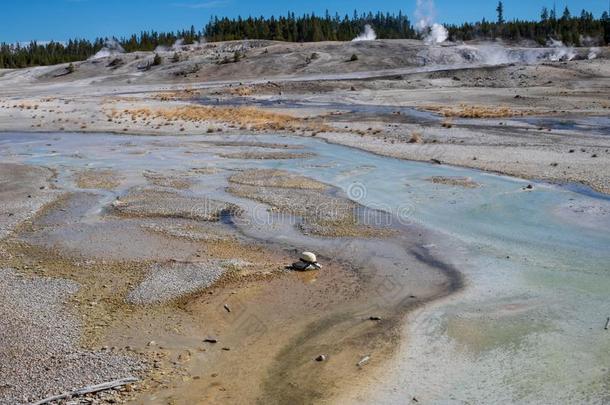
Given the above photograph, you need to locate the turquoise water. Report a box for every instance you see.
[2,132,609,403]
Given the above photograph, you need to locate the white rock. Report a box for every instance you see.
[300,251,317,263]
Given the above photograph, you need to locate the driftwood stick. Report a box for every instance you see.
[31,377,137,405]
[605,317,610,330]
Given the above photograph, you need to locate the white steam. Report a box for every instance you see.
[155,38,205,53]
[416,39,595,69]
[172,38,185,51]
[547,39,575,61]
[352,25,377,42]
[588,47,600,60]
[579,35,600,47]
[426,23,448,45]
[415,0,448,45]
[90,38,124,60]
[457,43,512,65]
[154,39,184,53]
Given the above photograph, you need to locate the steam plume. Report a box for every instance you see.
[547,39,575,61]
[352,25,377,42]
[171,38,186,51]
[415,0,448,45]
[588,47,599,60]
[90,38,124,60]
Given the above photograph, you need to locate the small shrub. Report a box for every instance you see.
[349,54,358,62]
[152,53,162,66]
[66,63,75,74]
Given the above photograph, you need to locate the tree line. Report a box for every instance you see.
[0,27,203,69]
[448,3,610,45]
[1,6,609,69]
[204,11,415,42]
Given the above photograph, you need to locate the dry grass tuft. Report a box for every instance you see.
[153,89,198,101]
[425,104,533,118]
[113,105,330,132]
[230,86,254,96]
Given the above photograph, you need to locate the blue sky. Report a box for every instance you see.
[1,0,608,43]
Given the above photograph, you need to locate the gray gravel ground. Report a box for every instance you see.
[194,140,304,149]
[112,187,240,221]
[227,184,354,222]
[0,164,60,240]
[140,219,235,242]
[127,261,225,305]
[218,151,315,160]
[426,176,480,188]
[228,169,328,190]
[0,268,143,405]
[142,170,193,190]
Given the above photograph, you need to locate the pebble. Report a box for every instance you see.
[357,355,370,367]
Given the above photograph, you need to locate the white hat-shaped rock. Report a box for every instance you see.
[300,252,317,264]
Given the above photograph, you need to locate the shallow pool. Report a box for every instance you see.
[1,131,608,403]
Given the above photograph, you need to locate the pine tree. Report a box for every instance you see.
[496,2,505,24]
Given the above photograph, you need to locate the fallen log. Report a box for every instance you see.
[31,377,137,405]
